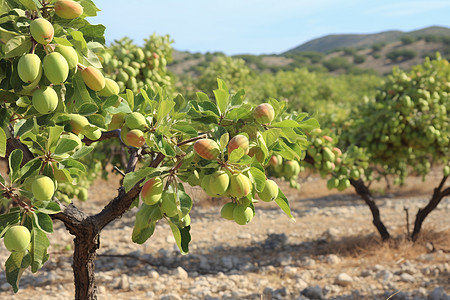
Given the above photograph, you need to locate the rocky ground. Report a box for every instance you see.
[0,171,449,300]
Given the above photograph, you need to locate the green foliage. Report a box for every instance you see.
[343,54,450,184]
[193,56,252,98]
[386,49,417,61]
[101,34,174,94]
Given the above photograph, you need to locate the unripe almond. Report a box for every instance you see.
[253,103,275,124]
[283,160,301,178]
[228,135,249,155]
[81,66,105,91]
[98,78,120,97]
[55,45,78,69]
[18,54,42,83]
[43,52,69,85]
[68,113,90,134]
[258,179,279,202]
[30,18,54,45]
[125,112,148,131]
[54,0,83,19]
[228,173,252,198]
[31,175,55,201]
[193,139,220,160]
[126,129,145,147]
[140,177,163,205]
[208,170,230,196]
[107,112,126,131]
[3,226,31,252]
[233,205,253,225]
[32,86,58,114]
[220,202,237,220]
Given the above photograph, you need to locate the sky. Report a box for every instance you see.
[93,0,450,56]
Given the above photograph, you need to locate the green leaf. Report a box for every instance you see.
[15,117,35,138]
[33,201,61,215]
[250,167,266,192]
[71,145,94,159]
[213,88,228,115]
[227,105,252,120]
[0,210,21,237]
[29,226,50,273]
[59,158,86,172]
[152,133,176,157]
[132,203,160,244]
[79,0,100,17]
[47,126,64,151]
[17,158,41,184]
[168,221,190,254]
[178,190,192,217]
[157,100,175,123]
[18,0,37,11]
[54,139,79,155]
[171,123,197,136]
[70,31,88,55]
[4,35,31,58]
[9,149,23,183]
[125,89,134,110]
[195,92,209,101]
[230,89,245,106]
[0,126,6,157]
[123,167,158,193]
[297,117,320,133]
[5,251,31,293]
[71,72,92,110]
[219,132,229,152]
[275,189,295,220]
[228,147,244,163]
[271,120,302,128]
[78,103,98,115]
[262,128,282,148]
[31,212,53,233]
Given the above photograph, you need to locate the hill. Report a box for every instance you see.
[285,26,450,54]
[168,26,450,77]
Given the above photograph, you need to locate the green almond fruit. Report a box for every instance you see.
[30,18,54,45]
[18,54,42,83]
[32,86,58,114]
[98,78,120,97]
[55,45,79,69]
[43,52,69,85]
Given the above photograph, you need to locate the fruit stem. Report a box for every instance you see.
[77,63,87,72]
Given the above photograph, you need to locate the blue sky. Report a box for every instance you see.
[93,0,450,55]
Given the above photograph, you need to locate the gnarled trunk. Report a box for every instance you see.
[412,175,449,242]
[350,179,391,241]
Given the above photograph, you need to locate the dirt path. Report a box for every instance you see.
[0,170,449,299]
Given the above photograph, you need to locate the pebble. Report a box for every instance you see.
[173,266,188,279]
[326,254,341,265]
[301,285,323,299]
[335,273,353,286]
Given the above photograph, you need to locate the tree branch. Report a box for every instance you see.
[82,130,120,146]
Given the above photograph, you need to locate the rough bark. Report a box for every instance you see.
[350,179,391,241]
[411,175,449,242]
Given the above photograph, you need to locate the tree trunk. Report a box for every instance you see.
[411,175,449,242]
[350,179,391,240]
[72,218,100,300]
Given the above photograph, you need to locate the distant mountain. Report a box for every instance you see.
[169,26,450,77]
[285,26,450,54]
